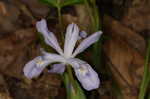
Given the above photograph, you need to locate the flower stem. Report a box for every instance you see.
[66,65,77,93]
[62,72,86,99]
[57,7,64,41]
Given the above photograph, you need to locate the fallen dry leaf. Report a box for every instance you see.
[103,37,145,99]
[0,93,12,99]
[29,73,62,99]
[0,1,20,34]
[0,2,7,15]
[62,5,92,34]
[103,15,146,55]
[0,75,12,99]
[75,5,92,32]
[0,28,37,78]
[121,1,150,33]
[21,0,50,18]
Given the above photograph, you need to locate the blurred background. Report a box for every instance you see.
[0,0,150,99]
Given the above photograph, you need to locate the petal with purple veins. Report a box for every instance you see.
[23,56,51,79]
[48,63,66,74]
[67,58,100,91]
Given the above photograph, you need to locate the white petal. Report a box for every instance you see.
[67,58,100,90]
[64,23,79,58]
[72,31,102,57]
[23,56,52,79]
[36,19,63,55]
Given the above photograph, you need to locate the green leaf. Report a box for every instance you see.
[39,0,59,8]
[61,0,84,7]
[63,73,86,99]
[139,39,150,99]
[39,0,84,8]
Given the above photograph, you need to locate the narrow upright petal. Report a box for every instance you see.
[23,56,51,79]
[67,58,100,90]
[72,31,102,57]
[36,19,63,55]
[48,63,66,74]
[64,23,79,58]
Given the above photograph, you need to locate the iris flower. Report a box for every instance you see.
[23,19,102,91]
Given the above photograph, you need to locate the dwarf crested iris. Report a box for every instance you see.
[23,19,102,91]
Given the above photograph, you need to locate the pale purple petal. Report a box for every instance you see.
[72,31,102,57]
[67,58,100,91]
[64,23,79,58]
[41,50,65,63]
[78,36,82,40]
[23,56,51,79]
[36,19,63,55]
[48,63,66,74]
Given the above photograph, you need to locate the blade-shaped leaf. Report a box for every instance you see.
[139,39,150,99]
[61,0,84,7]
[39,0,84,8]
[39,0,59,7]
